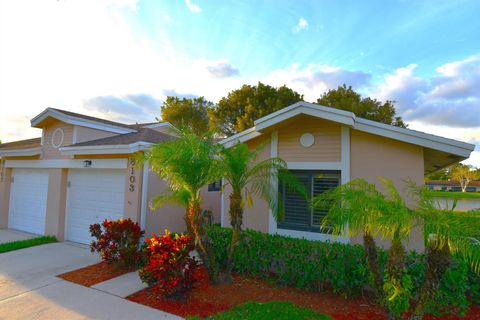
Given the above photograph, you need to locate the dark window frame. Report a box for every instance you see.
[208,180,222,192]
[278,170,340,234]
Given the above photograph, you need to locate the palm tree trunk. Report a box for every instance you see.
[186,199,219,284]
[221,190,243,282]
[384,239,408,320]
[363,233,384,298]
[409,243,451,320]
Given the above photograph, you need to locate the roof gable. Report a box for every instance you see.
[221,101,475,160]
[31,108,137,134]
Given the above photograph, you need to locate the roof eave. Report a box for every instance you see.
[0,147,43,157]
[31,108,137,134]
[59,141,152,155]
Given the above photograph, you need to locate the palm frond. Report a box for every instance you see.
[150,188,190,210]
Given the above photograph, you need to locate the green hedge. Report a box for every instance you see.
[207,226,479,316]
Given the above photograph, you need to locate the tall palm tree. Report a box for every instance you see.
[219,142,307,282]
[313,178,416,319]
[408,186,480,320]
[144,128,222,283]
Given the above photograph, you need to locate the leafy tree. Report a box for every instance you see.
[317,85,407,128]
[450,164,479,192]
[210,82,303,136]
[143,128,222,283]
[218,142,307,282]
[425,167,451,181]
[160,96,213,136]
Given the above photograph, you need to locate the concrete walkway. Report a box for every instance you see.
[92,271,148,298]
[0,241,182,319]
[0,229,35,243]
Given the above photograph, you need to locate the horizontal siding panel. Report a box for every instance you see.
[278,115,341,162]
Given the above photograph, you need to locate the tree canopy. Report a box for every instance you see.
[209,82,303,136]
[160,96,213,136]
[317,85,407,128]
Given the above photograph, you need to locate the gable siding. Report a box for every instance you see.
[278,115,341,162]
[42,120,74,159]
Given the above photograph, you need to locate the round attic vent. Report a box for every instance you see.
[51,128,64,148]
[300,133,315,148]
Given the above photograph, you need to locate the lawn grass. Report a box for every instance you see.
[0,235,57,253]
[426,191,480,199]
[187,301,332,320]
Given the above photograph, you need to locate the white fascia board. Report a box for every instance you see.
[60,142,152,155]
[31,108,136,134]
[4,158,127,169]
[354,118,475,158]
[220,127,262,148]
[0,147,43,157]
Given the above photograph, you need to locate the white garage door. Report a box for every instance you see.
[66,169,125,244]
[8,168,49,235]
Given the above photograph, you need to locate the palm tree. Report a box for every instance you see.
[408,186,480,320]
[219,142,307,282]
[143,128,222,283]
[313,178,416,319]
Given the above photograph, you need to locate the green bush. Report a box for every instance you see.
[207,226,477,316]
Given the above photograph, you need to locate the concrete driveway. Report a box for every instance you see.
[0,238,181,320]
[0,229,35,243]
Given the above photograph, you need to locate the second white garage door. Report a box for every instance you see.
[66,169,125,244]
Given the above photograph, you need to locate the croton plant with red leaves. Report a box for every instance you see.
[89,218,144,267]
[139,231,198,300]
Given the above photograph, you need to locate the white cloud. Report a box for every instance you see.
[293,17,308,33]
[372,56,480,128]
[205,60,239,78]
[185,0,201,13]
[0,0,245,143]
[263,64,371,101]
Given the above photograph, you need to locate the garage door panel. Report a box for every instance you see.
[66,169,125,244]
[8,169,48,235]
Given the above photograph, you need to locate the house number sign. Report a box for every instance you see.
[129,158,136,192]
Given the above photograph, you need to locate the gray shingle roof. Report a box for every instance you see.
[67,128,175,147]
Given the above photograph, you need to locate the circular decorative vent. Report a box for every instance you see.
[300,133,315,148]
[51,128,64,148]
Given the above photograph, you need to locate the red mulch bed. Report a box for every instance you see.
[58,262,134,287]
[127,268,480,319]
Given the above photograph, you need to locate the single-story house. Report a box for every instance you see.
[0,102,475,250]
[0,108,221,244]
[426,180,480,192]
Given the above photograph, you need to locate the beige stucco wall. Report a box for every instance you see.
[200,186,221,225]
[222,136,271,233]
[44,169,68,240]
[349,130,425,251]
[145,172,186,236]
[278,115,341,162]
[124,157,143,222]
[42,120,74,159]
[75,126,117,144]
[0,166,12,228]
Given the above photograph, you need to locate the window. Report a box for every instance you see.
[278,170,340,233]
[208,180,222,192]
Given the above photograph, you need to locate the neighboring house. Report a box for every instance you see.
[218,102,475,251]
[426,180,480,192]
[0,102,476,251]
[0,108,221,244]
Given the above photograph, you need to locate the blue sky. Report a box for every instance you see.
[0,0,479,165]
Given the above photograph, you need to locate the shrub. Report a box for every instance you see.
[139,231,198,300]
[207,225,477,316]
[89,218,144,267]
